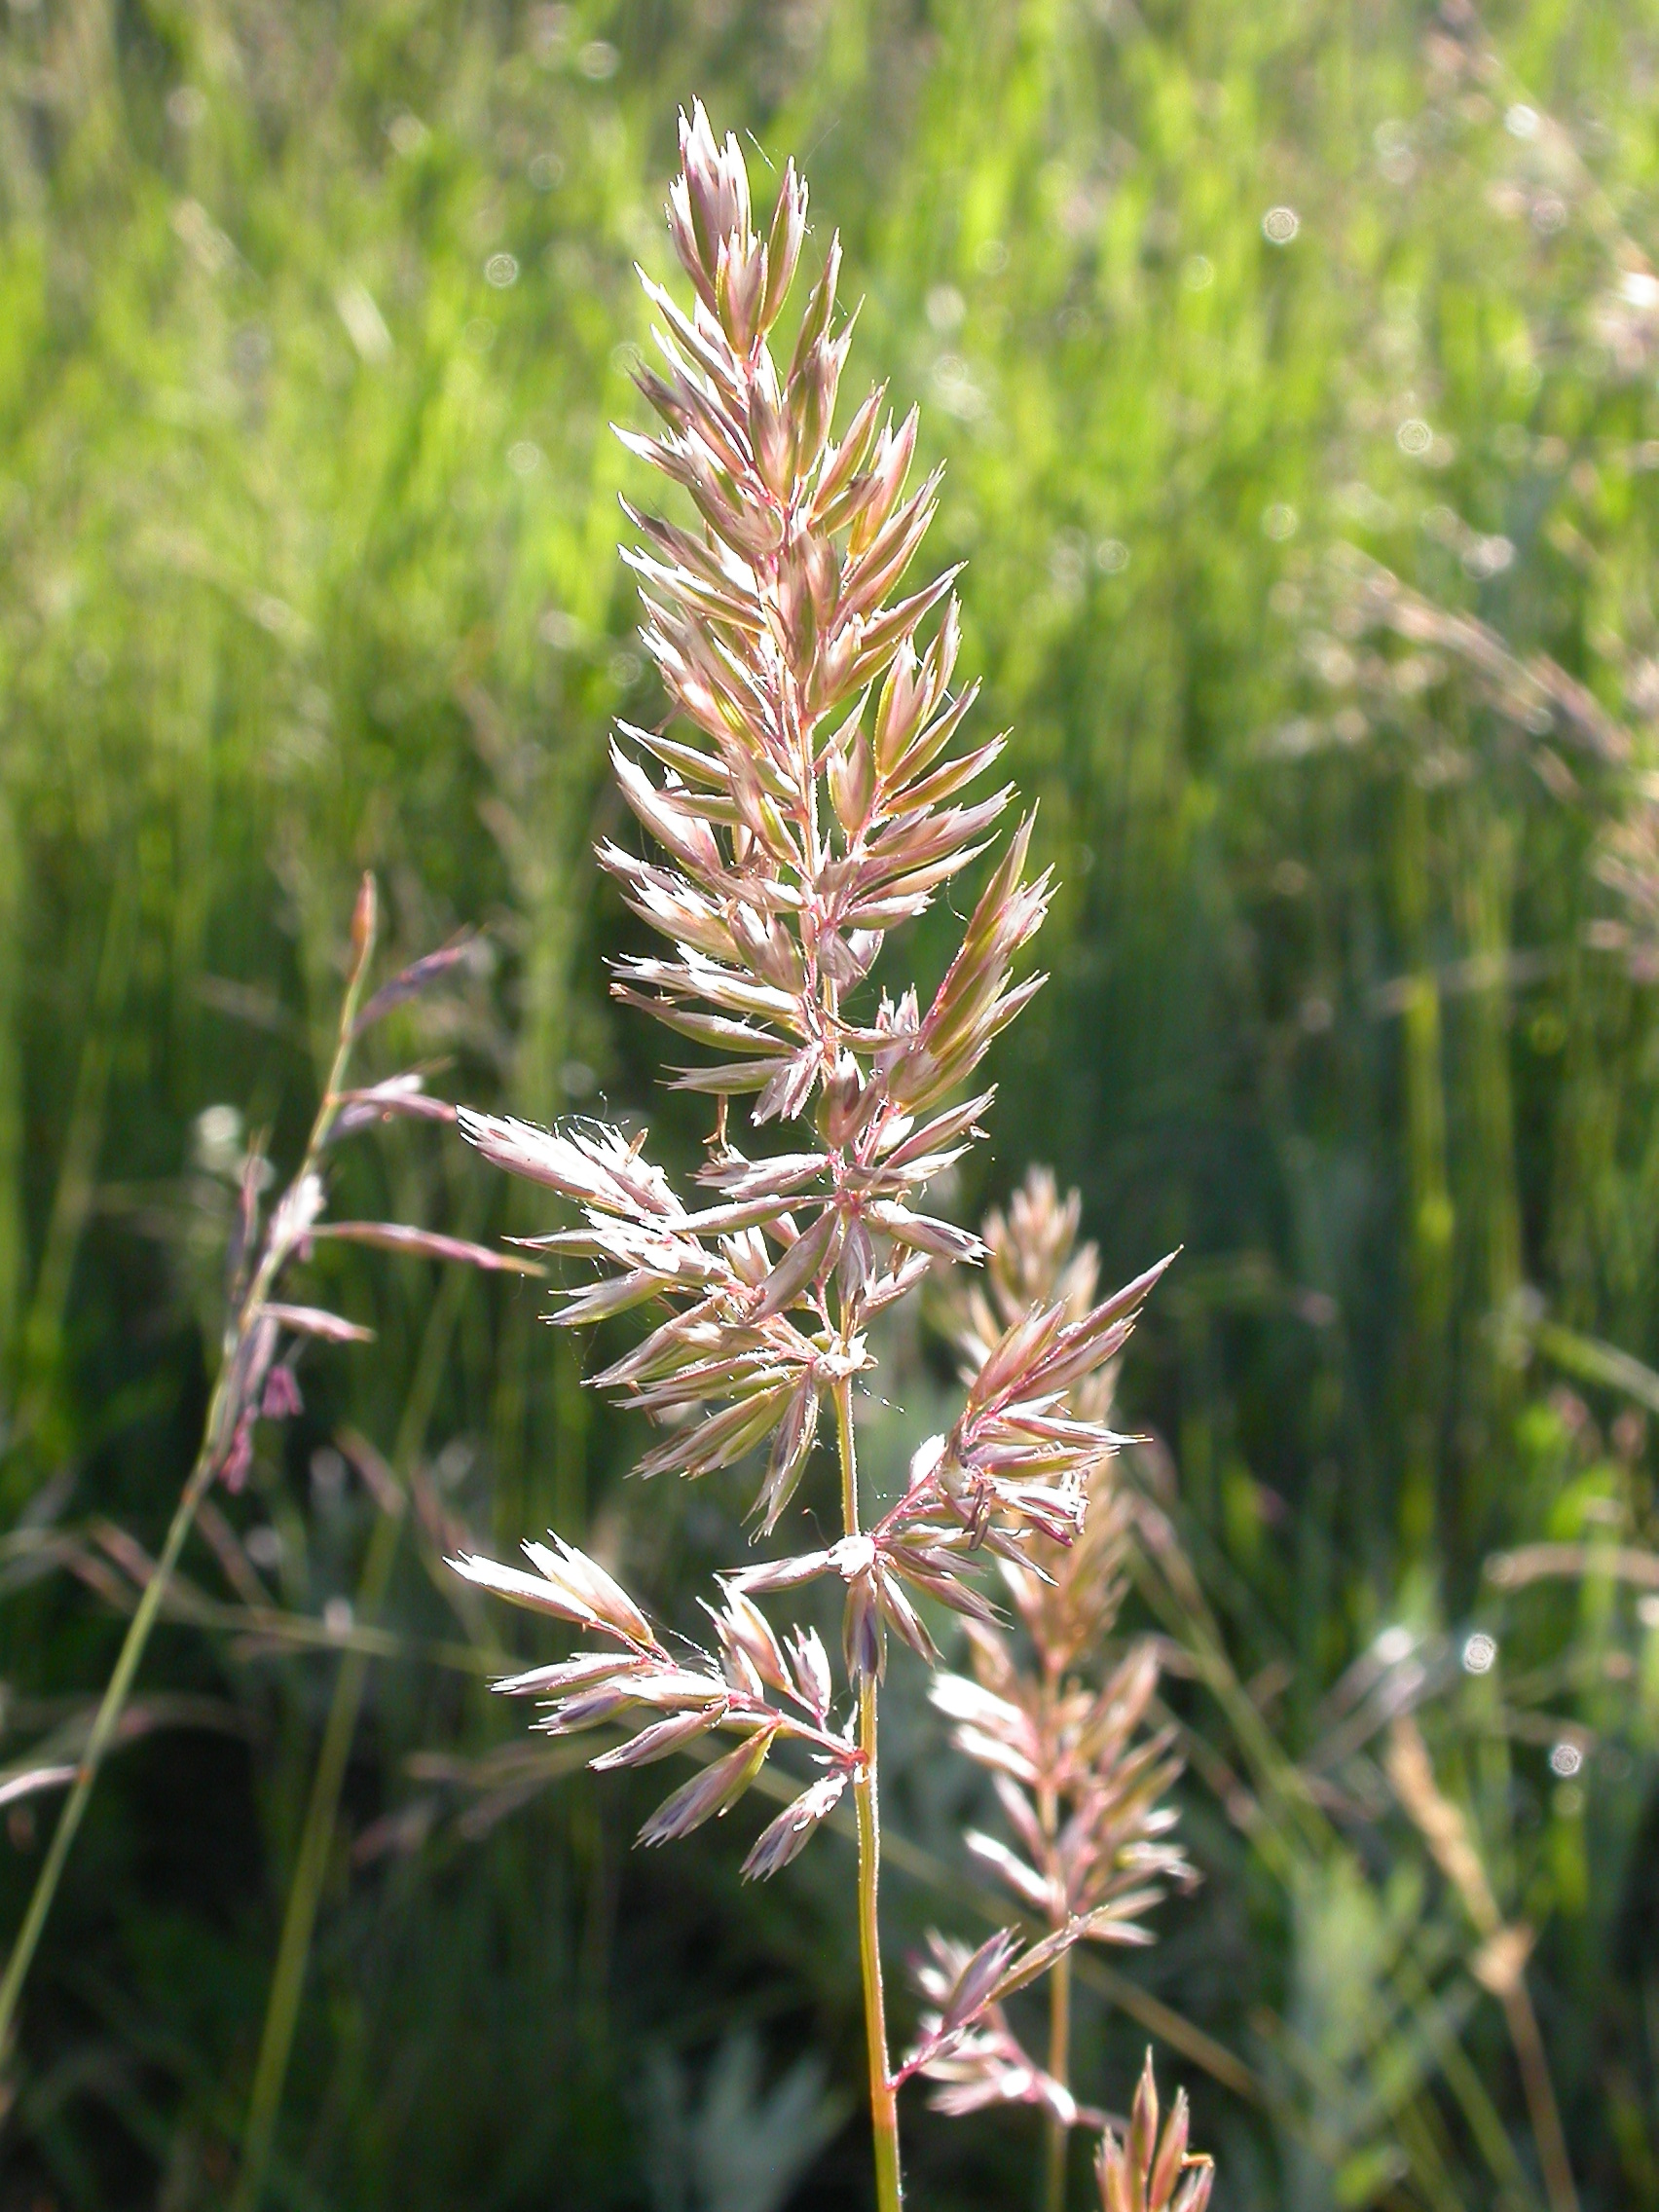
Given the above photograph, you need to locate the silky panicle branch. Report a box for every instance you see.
[0,878,536,2057]
[448,105,1175,2212]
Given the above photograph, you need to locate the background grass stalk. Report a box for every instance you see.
[1036,1671,1069,2212]
[1500,1979,1580,2212]
[233,1263,468,2208]
[11,864,137,1477]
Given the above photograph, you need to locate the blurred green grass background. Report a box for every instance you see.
[7,0,1659,2205]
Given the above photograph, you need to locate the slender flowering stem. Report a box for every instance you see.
[0,888,379,2052]
[1044,1946,1072,2212]
[858,1679,902,2211]
[0,882,526,2061]
[837,1375,902,2209]
[1040,1648,1070,2212]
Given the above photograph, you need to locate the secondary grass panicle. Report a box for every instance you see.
[448,104,1181,2209]
[918,1173,1194,2208]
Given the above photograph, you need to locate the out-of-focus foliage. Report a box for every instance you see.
[7,0,1659,2206]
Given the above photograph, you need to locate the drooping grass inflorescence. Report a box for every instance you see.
[450,105,1187,2209]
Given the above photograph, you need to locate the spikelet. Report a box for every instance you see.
[1095,2054,1214,2212]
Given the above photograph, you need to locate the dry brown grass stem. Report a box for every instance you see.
[1386,1714,1579,2212]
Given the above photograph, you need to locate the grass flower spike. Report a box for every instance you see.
[451,105,1173,2210]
